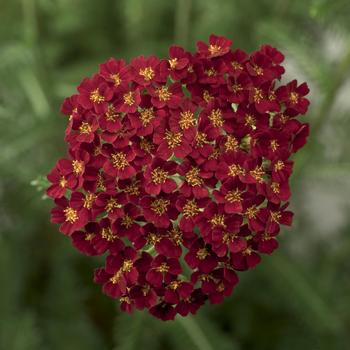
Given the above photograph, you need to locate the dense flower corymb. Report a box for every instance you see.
[47,34,310,321]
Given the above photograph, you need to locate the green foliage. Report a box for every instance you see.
[0,0,349,349]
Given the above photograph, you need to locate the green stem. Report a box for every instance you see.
[177,315,214,350]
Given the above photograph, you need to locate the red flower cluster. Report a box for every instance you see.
[48,34,310,321]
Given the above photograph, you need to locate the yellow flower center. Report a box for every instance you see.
[79,122,92,134]
[105,105,118,121]
[271,182,280,194]
[123,182,140,196]
[274,160,285,172]
[289,92,299,104]
[196,248,209,260]
[232,84,243,93]
[165,130,182,149]
[101,227,117,242]
[151,198,170,216]
[205,68,217,77]
[253,88,263,103]
[168,227,183,246]
[228,164,245,177]
[270,211,281,223]
[245,206,259,219]
[90,89,105,103]
[210,214,226,228]
[231,61,242,70]
[110,73,121,86]
[222,232,238,244]
[225,189,243,203]
[250,166,265,183]
[123,91,135,106]
[185,167,203,187]
[105,198,122,213]
[151,167,169,184]
[182,199,200,218]
[179,111,196,130]
[59,176,67,188]
[208,108,224,127]
[63,207,78,223]
[146,232,162,245]
[168,58,178,69]
[139,108,155,126]
[156,262,169,273]
[208,44,221,55]
[156,86,172,101]
[72,160,84,176]
[224,135,239,152]
[245,114,256,128]
[83,192,96,209]
[85,233,96,241]
[139,66,155,81]
[111,152,129,170]
[270,139,279,152]
[252,64,263,76]
[121,215,134,229]
[203,90,213,103]
[195,132,209,148]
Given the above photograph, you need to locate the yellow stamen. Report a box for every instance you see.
[79,122,92,134]
[179,111,196,130]
[156,262,169,273]
[105,198,122,213]
[225,189,243,203]
[110,73,121,86]
[139,66,155,81]
[208,109,224,127]
[196,248,209,260]
[182,199,200,219]
[208,44,221,55]
[151,167,169,184]
[121,215,133,229]
[64,207,78,223]
[168,58,178,69]
[101,227,117,242]
[83,192,96,209]
[123,91,135,106]
[156,86,172,101]
[90,89,105,103]
[72,160,84,176]
[150,198,170,216]
[185,167,203,187]
[209,214,226,228]
[111,152,129,170]
[139,108,155,126]
[165,130,182,149]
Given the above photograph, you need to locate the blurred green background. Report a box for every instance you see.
[1,0,350,349]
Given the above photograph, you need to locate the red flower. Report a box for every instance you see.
[146,255,182,287]
[114,88,141,113]
[276,80,310,114]
[130,55,161,86]
[102,144,136,179]
[149,83,183,109]
[77,75,113,114]
[141,195,178,228]
[143,157,177,195]
[197,34,232,58]
[50,197,89,235]
[99,58,130,90]
[48,34,310,321]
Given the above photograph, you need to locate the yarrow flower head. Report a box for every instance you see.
[47,34,310,321]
